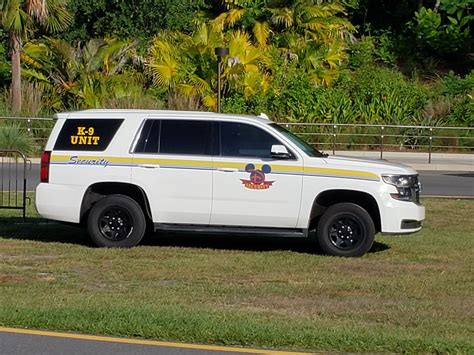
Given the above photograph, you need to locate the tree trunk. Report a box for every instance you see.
[10,32,22,115]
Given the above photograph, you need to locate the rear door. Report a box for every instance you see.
[210,121,303,228]
[131,118,214,225]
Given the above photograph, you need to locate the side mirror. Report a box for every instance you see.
[271,145,291,159]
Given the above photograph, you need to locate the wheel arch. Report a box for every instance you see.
[309,189,381,233]
[80,182,152,224]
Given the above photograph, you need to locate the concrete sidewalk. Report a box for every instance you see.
[329,151,473,171]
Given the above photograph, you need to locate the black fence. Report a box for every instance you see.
[0,150,31,218]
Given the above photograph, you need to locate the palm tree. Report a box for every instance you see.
[212,0,354,46]
[0,0,71,114]
[270,0,354,42]
[147,25,224,110]
[21,37,140,109]
[146,24,271,111]
[211,0,353,87]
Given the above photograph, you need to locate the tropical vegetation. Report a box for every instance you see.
[0,0,471,128]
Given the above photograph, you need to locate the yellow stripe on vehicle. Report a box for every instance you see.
[303,166,379,181]
[50,155,379,181]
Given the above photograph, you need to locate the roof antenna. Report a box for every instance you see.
[258,113,269,120]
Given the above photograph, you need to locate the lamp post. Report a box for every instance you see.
[215,47,229,113]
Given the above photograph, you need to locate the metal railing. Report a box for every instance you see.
[0,116,472,163]
[281,122,473,163]
[0,149,31,218]
[0,116,54,153]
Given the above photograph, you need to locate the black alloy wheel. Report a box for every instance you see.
[316,203,375,257]
[98,206,134,241]
[328,215,365,250]
[87,194,146,247]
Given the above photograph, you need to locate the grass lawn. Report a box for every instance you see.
[0,197,473,353]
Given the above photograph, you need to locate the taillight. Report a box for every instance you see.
[40,151,51,183]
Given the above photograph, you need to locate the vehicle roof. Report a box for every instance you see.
[55,109,272,125]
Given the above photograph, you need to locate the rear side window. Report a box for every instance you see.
[160,120,213,155]
[135,119,214,156]
[134,120,160,153]
[54,119,123,151]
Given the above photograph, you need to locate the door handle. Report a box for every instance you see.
[217,167,238,172]
[138,164,159,169]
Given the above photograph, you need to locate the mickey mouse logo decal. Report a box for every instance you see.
[241,163,274,190]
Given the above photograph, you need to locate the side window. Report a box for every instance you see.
[220,122,281,159]
[134,120,160,153]
[54,119,123,151]
[160,120,213,156]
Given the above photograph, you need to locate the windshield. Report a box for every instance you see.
[270,123,326,158]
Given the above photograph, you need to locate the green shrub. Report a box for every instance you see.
[374,31,398,66]
[339,66,428,124]
[431,71,474,127]
[0,123,35,156]
[266,66,317,122]
[348,36,376,68]
[311,87,358,124]
[440,71,474,97]
[447,95,474,127]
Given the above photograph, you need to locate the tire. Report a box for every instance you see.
[87,194,146,248]
[316,203,375,257]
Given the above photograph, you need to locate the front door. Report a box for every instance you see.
[211,122,303,228]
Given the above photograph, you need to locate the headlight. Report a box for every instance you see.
[382,175,420,202]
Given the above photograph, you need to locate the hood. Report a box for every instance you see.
[320,155,418,175]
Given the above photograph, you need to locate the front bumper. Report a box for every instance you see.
[380,198,425,234]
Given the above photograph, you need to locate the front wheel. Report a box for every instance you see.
[316,203,375,257]
[87,194,146,248]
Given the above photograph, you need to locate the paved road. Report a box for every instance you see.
[417,171,473,197]
[0,327,289,355]
[1,163,473,197]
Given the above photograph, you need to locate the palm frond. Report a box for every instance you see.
[271,8,293,28]
[202,94,216,110]
[4,2,31,34]
[210,13,226,32]
[188,74,210,95]
[178,83,197,97]
[252,21,270,47]
[148,57,178,87]
[226,8,245,27]
[43,0,71,32]
[229,30,251,56]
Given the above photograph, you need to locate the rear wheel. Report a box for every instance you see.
[317,203,375,257]
[87,194,146,247]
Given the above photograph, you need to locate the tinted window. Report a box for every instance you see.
[54,119,123,151]
[220,122,281,159]
[135,120,160,153]
[160,120,213,156]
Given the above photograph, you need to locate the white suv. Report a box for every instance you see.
[36,109,425,257]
